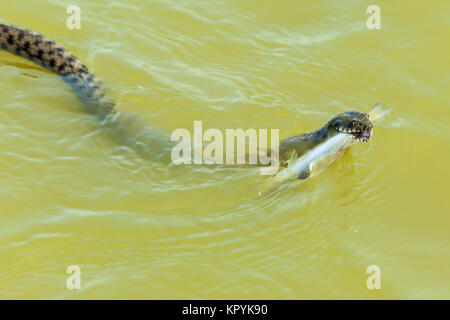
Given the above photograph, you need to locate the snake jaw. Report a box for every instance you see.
[329,110,374,143]
[334,124,373,142]
[354,127,372,142]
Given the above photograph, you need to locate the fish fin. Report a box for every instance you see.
[368,102,392,122]
[369,101,382,112]
[287,150,298,168]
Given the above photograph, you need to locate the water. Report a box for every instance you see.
[0,0,449,299]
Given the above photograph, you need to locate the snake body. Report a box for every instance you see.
[0,23,179,162]
[1,23,376,167]
[0,23,113,115]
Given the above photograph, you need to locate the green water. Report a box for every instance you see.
[0,0,449,299]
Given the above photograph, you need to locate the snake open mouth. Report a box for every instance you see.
[335,126,373,142]
[328,111,374,143]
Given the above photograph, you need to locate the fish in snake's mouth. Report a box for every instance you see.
[328,110,374,142]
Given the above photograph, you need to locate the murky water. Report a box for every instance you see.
[0,0,449,299]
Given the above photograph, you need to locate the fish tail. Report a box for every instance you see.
[0,23,114,116]
[368,102,392,122]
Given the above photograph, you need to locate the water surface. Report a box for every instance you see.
[0,0,449,299]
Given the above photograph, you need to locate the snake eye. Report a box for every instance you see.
[352,121,357,127]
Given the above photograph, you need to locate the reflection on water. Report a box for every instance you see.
[0,0,449,299]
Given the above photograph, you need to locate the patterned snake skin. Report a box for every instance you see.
[0,23,114,115]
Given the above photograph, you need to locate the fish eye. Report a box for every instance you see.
[352,121,357,127]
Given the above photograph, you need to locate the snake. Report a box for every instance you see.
[1,23,376,169]
[0,23,114,116]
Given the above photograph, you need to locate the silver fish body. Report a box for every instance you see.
[276,132,355,180]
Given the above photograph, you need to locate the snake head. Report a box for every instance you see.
[327,111,373,142]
